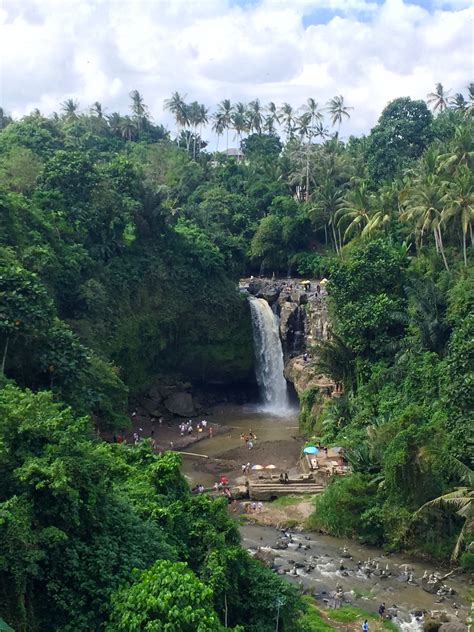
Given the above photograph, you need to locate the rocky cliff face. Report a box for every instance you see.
[246,278,333,400]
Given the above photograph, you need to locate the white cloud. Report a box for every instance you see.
[0,0,472,144]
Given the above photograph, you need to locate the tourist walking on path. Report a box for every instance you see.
[362,620,369,631]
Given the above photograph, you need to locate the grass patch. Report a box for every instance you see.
[328,605,377,623]
[271,494,315,506]
[299,596,337,631]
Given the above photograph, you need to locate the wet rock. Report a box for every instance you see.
[164,392,195,417]
[148,383,164,402]
[254,547,275,568]
[438,624,468,632]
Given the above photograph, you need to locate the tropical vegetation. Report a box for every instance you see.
[0,81,472,629]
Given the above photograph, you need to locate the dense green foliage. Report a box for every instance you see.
[0,385,304,631]
[0,84,472,628]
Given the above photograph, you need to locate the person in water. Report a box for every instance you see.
[378,603,386,619]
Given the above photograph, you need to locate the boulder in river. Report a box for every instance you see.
[164,392,195,417]
[253,547,275,568]
[438,624,468,632]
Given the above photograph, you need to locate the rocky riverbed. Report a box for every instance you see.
[241,523,471,631]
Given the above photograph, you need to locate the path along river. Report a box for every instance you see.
[181,405,471,631]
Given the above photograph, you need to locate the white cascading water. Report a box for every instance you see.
[248,296,290,415]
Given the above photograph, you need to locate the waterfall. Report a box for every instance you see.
[248,296,290,415]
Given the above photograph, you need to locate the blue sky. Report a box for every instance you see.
[1,0,472,144]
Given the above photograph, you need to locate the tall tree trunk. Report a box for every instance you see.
[437,227,450,271]
[433,228,439,254]
[1,335,9,374]
[331,222,339,254]
[462,229,467,267]
[224,593,228,627]
[324,224,328,245]
[305,148,310,202]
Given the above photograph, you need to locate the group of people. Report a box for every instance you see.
[178,419,209,436]
[279,472,290,484]
[240,429,256,450]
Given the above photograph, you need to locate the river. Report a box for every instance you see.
[180,406,470,631]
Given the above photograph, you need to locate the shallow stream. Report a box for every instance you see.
[242,523,470,630]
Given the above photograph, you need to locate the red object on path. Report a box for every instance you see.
[220,476,229,486]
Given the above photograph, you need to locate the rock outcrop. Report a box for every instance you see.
[163,392,196,417]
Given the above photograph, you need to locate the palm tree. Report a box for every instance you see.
[309,179,345,252]
[212,111,226,151]
[442,166,474,266]
[247,99,263,134]
[129,89,148,132]
[107,112,122,137]
[231,104,248,149]
[439,126,474,173]
[361,181,400,239]
[302,98,323,140]
[164,92,189,147]
[217,99,234,151]
[467,82,474,117]
[414,463,473,561]
[326,95,352,135]
[336,181,373,242]
[60,98,79,120]
[401,175,450,271]
[427,83,450,113]
[90,101,104,118]
[450,93,467,112]
[314,332,356,391]
[279,102,295,140]
[265,102,280,129]
[119,115,136,141]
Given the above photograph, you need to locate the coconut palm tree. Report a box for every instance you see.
[231,104,248,149]
[326,95,352,135]
[217,99,234,151]
[450,93,467,112]
[164,92,189,146]
[107,112,122,137]
[90,101,104,118]
[279,102,295,140]
[439,126,474,173]
[336,181,374,242]
[119,115,136,141]
[309,178,345,252]
[60,98,79,120]
[302,98,323,140]
[129,90,148,132]
[265,101,280,129]
[401,175,450,271]
[414,463,473,561]
[211,111,226,151]
[427,83,450,113]
[247,99,263,134]
[467,83,474,117]
[442,166,474,266]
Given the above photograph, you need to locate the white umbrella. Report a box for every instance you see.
[265,464,276,469]
[251,464,264,470]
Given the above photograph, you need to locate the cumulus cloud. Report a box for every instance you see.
[0,0,472,142]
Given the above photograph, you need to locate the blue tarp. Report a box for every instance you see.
[303,446,319,454]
